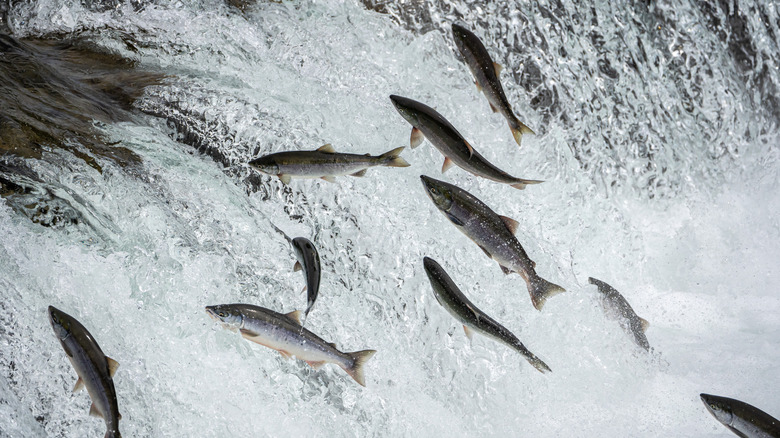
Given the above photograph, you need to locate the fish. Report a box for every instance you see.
[700,393,780,438]
[48,306,122,438]
[248,144,410,185]
[389,95,542,190]
[423,257,551,373]
[588,277,650,351]
[291,236,321,322]
[420,175,565,310]
[205,304,376,386]
[451,23,534,147]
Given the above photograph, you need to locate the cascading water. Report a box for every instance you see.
[0,0,778,436]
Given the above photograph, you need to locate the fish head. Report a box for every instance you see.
[451,23,471,50]
[206,305,244,330]
[700,394,734,426]
[248,155,280,176]
[48,306,73,340]
[291,237,314,259]
[389,95,421,126]
[420,175,454,212]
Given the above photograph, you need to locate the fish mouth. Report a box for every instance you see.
[205,306,219,320]
[389,94,411,111]
[419,174,433,189]
[451,23,467,37]
[422,256,438,273]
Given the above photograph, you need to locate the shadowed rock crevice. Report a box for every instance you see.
[0,33,165,227]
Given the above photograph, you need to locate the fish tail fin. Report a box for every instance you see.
[521,349,552,373]
[528,276,566,310]
[344,349,377,387]
[380,146,410,168]
[510,179,544,190]
[509,117,535,147]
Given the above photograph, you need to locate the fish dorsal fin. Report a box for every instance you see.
[284,310,303,325]
[410,127,424,148]
[328,342,338,349]
[106,357,119,378]
[498,215,519,235]
[317,144,335,153]
[320,176,337,183]
[278,174,291,185]
[463,325,474,341]
[89,403,103,419]
[493,62,503,76]
[72,377,85,393]
[293,261,302,272]
[639,317,650,332]
[351,169,368,177]
[442,157,455,173]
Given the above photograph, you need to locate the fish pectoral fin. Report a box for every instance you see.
[351,169,368,177]
[89,403,103,419]
[498,215,520,235]
[278,350,293,360]
[106,356,119,378]
[500,265,512,275]
[493,62,503,76]
[410,127,424,148]
[441,157,455,173]
[463,325,475,341]
[477,245,492,259]
[278,174,291,185]
[489,102,499,113]
[284,310,303,325]
[463,140,474,158]
[474,80,482,92]
[320,176,337,183]
[301,285,307,293]
[444,212,465,226]
[305,360,326,370]
[317,143,336,153]
[293,261,302,272]
[72,377,85,393]
[639,317,650,332]
[239,328,259,340]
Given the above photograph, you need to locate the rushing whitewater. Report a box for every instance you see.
[1,0,779,437]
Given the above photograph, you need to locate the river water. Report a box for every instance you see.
[0,0,778,436]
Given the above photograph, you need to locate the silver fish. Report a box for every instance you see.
[420,175,565,310]
[423,257,551,373]
[48,306,122,438]
[451,23,534,147]
[292,236,321,321]
[248,144,410,185]
[390,95,542,190]
[206,304,376,386]
[588,277,650,351]
[701,393,780,438]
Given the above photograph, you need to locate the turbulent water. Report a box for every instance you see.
[0,0,779,436]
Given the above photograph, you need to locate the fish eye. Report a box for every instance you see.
[430,187,439,195]
[219,312,225,317]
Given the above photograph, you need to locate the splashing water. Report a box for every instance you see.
[0,0,779,436]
